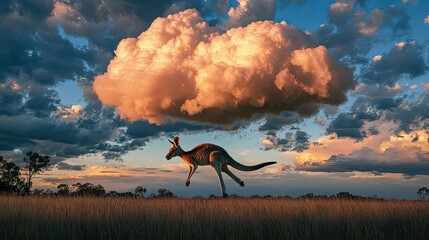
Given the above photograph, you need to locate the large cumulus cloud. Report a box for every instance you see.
[94,9,355,126]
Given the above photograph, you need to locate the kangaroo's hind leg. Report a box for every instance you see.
[212,164,227,197]
[210,151,228,197]
[222,166,245,187]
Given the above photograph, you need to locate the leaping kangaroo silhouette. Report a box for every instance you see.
[165,136,276,197]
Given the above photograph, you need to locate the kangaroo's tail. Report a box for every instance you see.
[228,158,276,171]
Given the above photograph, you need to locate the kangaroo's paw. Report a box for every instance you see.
[240,181,245,187]
[185,181,190,187]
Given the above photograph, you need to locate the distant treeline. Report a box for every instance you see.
[1,154,429,200]
[0,182,420,201]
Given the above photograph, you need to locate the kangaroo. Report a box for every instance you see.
[165,136,276,197]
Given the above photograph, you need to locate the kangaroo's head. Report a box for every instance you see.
[165,136,183,160]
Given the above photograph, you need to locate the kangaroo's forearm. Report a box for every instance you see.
[186,164,198,182]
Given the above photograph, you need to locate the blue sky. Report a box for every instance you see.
[1,0,429,198]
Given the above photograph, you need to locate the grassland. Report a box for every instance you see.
[0,196,428,240]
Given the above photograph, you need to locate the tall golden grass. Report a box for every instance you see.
[0,196,428,240]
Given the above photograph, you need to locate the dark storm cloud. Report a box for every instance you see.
[0,0,90,126]
[0,114,110,148]
[361,41,427,86]
[313,2,410,64]
[350,82,429,137]
[325,84,429,147]
[0,134,35,151]
[0,0,190,92]
[385,91,429,133]
[50,0,178,51]
[24,85,60,118]
[0,0,203,160]
[262,130,310,152]
[0,0,234,162]
[0,19,87,87]
[0,105,132,160]
[348,96,384,114]
[0,87,23,116]
[325,84,406,141]
[94,137,148,161]
[326,111,378,140]
[370,97,402,110]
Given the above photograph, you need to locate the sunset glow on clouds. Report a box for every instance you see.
[294,121,429,176]
[1,0,429,198]
[94,9,354,126]
[225,0,276,28]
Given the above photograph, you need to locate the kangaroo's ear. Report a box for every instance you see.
[168,139,174,146]
[174,136,180,146]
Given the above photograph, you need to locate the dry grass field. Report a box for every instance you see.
[0,196,428,240]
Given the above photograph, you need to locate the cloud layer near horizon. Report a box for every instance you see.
[293,120,429,176]
[93,9,354,126]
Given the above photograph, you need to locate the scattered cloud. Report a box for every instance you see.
[384,91,429,133]
[261,130,310,152]
[126,120,216,139]
[56,162,86,171]
[361,41,427,86]
[294,121,429,176]
[225,0,276,28]
[258,112,301,131]
[313,2,410,63]
[329,1,355,24]
[0,1,212,161]
[48,0,177,51]
[51,105,84,123]
[372,55,382,61]
[355,9,384,36]
[326,109,378,140]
